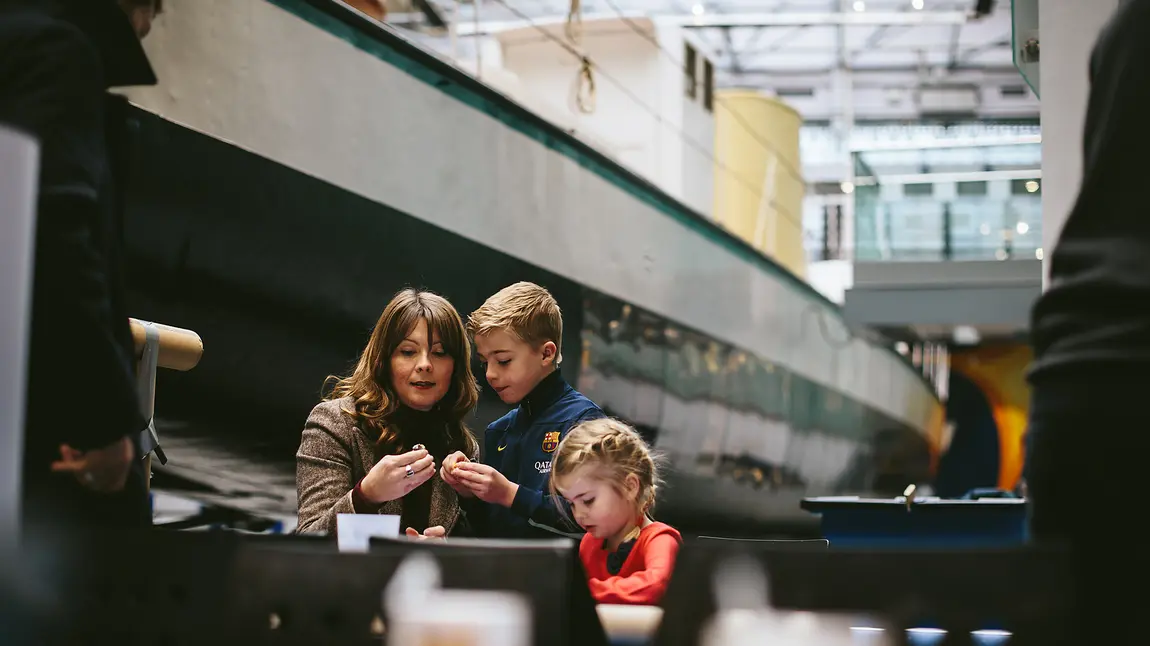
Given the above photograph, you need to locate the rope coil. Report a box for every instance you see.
[565,0,596,114]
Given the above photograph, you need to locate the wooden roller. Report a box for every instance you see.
[129,318,204,371]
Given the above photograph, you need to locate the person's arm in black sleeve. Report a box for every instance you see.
[1072,0,1150,213]
[0,17,146,452]
[507,476,582,536]
[507,409,604,536]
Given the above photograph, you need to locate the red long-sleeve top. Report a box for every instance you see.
[578,521,682,605]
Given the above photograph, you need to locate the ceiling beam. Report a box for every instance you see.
[456,10,976,35]
[850,134,1042,152]
[672,11,972,27]
[729,43,1011,58]
[854,168,1042,185]
[722,64,1021,76]
[946,24,962,68]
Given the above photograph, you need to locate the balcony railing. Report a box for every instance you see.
[847,136,1043,263]
[854,190,1042,262]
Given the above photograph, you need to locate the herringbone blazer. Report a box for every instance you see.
[295,397,477,535]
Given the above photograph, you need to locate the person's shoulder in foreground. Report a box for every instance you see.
[1028,0,1150,387]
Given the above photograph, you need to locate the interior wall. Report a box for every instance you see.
[1039,0,1122,286]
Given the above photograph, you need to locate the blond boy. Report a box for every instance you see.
[442,282,604,538]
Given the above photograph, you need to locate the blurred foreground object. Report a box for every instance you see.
[702,555,885,646]
[597,604,664,644]
[385,550,532,646]
[0,124,38,554]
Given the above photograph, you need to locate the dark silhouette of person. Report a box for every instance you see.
[0,0,163,533]
[1026,1,1150,643]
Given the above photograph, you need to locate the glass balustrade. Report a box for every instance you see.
[855,189,1042,262]
[850,142,1042,262]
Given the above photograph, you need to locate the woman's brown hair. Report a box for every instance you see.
[325,288,479,456]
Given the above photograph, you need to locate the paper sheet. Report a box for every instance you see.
[336,514,401,552]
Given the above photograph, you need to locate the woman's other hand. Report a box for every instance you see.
[361,448,434,503]
[51,436,134,493]
[404,525,447,541]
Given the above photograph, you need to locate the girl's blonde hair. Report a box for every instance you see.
[549,418,663,516]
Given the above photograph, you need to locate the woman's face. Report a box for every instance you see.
[389,319,454,411]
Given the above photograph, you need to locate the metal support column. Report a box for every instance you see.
[836,0,856,260]
[942,202,953,260]
[474,0,483,79]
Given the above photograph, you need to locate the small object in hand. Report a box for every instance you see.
[451,456,470,473]
[412,443,425,451]
[405,464,415,478]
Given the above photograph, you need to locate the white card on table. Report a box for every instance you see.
[336,514,401,553]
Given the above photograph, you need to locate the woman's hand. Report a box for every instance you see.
[452,462,519,507]
[439,451,473,497]
[361,448,434,503]
[51,436,134,493]
[404,525,446,541]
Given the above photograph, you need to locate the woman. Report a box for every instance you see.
[295,288,480,537]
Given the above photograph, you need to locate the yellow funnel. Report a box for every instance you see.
[713,90,806,279]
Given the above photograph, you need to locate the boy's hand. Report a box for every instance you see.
[452,462,519,508]
[439,451,473,497]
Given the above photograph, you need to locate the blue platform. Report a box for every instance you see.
[801,496,1028,548]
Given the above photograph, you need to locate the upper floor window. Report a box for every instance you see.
[684,43,698,100]
[904,183,933,197]
[957,181,988,196]
[703,59,714,112]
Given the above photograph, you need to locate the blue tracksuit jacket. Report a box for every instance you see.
[461,369,604,538]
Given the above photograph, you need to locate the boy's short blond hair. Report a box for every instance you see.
[468,282,564,367]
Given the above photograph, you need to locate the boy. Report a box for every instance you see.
[443,282,604,538]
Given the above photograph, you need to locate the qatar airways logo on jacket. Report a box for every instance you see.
[535,460,552,474]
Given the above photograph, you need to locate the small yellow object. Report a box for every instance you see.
[903,483,917,512]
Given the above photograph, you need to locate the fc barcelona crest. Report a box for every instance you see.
[542,431,560,453]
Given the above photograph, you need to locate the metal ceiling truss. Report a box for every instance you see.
[403,0,1030,118]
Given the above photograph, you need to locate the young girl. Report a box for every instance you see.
[549,418,682,605]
